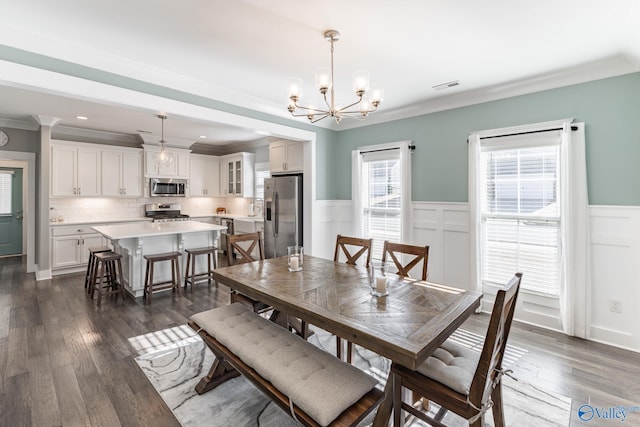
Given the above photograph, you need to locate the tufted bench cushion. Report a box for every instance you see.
[416,339,480,394]
[190,303,378,426]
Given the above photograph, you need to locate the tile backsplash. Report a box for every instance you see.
[50,197,253,223]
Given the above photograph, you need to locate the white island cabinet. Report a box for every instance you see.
[92,222,226,297]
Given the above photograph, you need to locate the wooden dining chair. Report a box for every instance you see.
[333,234,373,362]
[334,234,373,267]
[391,272,523,427]
[226,232,270,314]
[381,241,429,280]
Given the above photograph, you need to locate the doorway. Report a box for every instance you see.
[0,167,23,256]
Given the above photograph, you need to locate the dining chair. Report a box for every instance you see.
[391,272,523,427]
[334,234,373,267]
[381,241,429,280]
[226,232,270,314]
[333,234,373,362]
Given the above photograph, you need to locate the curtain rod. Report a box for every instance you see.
[359,144,416,155]
[468,125,578,143]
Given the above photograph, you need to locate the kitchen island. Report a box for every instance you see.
[92,221,226,297]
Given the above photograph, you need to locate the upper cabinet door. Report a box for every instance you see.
[121,151,143,197]
[100,151,123,197]
[51,145,77,196]
[76,148,101,196]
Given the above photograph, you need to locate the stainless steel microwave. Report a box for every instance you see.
[149,178,187,197]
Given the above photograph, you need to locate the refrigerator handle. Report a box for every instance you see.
[274,191,279,236]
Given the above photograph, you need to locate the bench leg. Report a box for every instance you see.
[195,356,241,395]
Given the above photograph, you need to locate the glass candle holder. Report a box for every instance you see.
[287,246,303,272]
[368,260,389,297]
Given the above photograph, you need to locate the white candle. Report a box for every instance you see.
[290,255,299,270]
[376,276,387,293]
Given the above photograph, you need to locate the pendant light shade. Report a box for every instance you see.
[157,114,173,166]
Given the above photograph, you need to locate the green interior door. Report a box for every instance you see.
[0,167,23,256]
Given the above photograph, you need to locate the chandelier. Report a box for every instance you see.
[287,30,384,124]
[157,114,173,165]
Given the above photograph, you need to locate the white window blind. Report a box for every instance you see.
[361,150,401,259]
[0,171,12,215]
[254,162,270,200]
[480,134,561,295]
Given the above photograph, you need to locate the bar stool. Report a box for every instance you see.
[84,246,112,295]
[91,251,125,306]
[184,246,218,291]
[143,251,182,304]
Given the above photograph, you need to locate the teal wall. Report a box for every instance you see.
[333,72,640,205]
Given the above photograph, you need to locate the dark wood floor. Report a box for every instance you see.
[1,255,639,426]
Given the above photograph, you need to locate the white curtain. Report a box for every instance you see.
[559,122,590,338]
[399,143,412,243]
[468,134,482,294]
[351,150,363,236]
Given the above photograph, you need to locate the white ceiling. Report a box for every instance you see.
[0,0,639,147]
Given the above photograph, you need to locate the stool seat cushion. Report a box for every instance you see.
[144,251,181,260]
[191,303,378,426]
[415,339,480,394]
[185,246,217,255]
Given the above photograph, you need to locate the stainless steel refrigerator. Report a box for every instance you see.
[263,174,303,258]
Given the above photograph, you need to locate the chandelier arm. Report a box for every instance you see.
[309,113,331,123]
[292,99,330,114]
[338,104,380,116]
[335,96,366,114]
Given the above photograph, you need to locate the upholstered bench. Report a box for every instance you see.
[189,303,384,427]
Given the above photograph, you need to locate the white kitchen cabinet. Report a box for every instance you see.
[143,144,191,178]
[101,149,143,197]
[51,142,101,197]
[189,154,220,197]
[220,152,255,197]
[51,225,107,269]
[269,140,303,173]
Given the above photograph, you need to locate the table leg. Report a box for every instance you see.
[372,371,395,427]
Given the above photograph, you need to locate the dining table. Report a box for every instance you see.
[209,254,482,426]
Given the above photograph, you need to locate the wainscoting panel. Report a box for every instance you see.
[588,206,640,352]
[313,201,640,352]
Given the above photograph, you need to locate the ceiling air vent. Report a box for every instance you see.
[432,80,460,91]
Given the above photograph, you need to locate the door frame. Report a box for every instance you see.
[0,153,36,273]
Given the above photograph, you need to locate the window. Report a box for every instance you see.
[360,150,402,259]
[0,171,12,215]
[481,144,560,294]
[470,120,589,336]
[254,162,270,200]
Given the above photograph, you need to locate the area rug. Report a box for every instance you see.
[133,325,571,427]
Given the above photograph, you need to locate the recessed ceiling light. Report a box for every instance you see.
[75,115,88,120]
[199,135,207,139]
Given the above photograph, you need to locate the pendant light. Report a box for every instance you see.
[157,114,173,165]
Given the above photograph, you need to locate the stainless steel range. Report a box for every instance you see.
[144,203,190,222]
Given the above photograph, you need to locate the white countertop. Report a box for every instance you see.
[92,221,227,240]
[50,217,153,226]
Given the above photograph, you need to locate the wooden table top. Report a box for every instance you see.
[213,255,482,370]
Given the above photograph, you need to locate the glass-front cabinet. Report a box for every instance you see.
[220,152,254,197]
